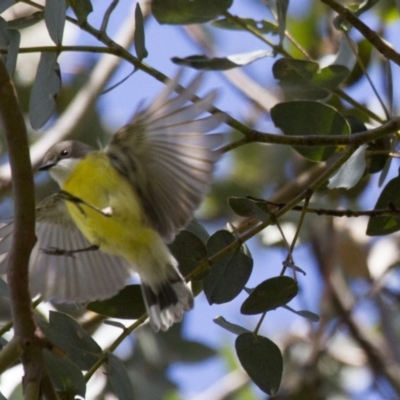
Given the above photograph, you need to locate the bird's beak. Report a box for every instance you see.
[39,161,55,171]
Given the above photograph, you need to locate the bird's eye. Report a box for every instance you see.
[60,149,69,157]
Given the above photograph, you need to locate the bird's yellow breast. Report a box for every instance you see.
[62,151,155,260]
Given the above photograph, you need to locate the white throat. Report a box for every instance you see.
[49,158,81,187]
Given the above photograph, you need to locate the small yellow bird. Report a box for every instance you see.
[0,75,225,331]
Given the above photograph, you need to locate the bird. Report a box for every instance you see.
[0,74,225,331]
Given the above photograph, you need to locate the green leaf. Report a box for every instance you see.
[44,0,66,45]
[185,219,210,243]
[107,353,135,400]
[172,50,272,71]
[241,276,298,315]
[0,277,9,298]
[204,230,253,304]
[273,58,350,100]
[7,11,44,30]
[211,17,278,34]
[327,145,366,189]
[29,51,61,129]
[134,3,148,61]
[366,174,400,236]
[87,284,146,319]
[270,101,350,161]
[41,311,102,370]
[0,18,21,76]
[43,349,86,397]
[228,197,272,221]
[68,0,93,24]
[169,230,208,279]
[235,333,283,396]
[152,0,233,24]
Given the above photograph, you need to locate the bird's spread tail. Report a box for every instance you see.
[141,267,194,332]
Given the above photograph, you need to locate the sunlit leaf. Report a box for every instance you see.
[241,276,298,315]
[236,333,283,396]
[366,174,400,236]
[172,50,272,70]
[271,101,350,161]
[327,145,366,189]
[152,0,233,24]
[214,316,251,335]
[87,284,146,319]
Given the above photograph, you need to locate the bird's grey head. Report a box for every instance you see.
[39,140,94,187]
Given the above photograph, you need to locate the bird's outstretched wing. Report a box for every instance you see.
[0,194,132,302]
[106,75,226,243]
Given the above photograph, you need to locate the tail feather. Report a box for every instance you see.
[141,272,194,332]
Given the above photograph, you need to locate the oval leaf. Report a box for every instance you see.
[204,230,253,304]
[107,353,135,400]
[44,0,66,45]
[43,349,86,397]
[172,50,272,71]
[152,0,233,24]
[169,230,208,279]
[134,3,148,61]
[235,333,283,396]
[241,276,298,315]
[40,311,102,370]
[29,51,61,129]
[366,174,400,236]
[271,101,350,161]
[87,284,146,319]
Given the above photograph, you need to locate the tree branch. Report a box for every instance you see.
[0,60,47,396]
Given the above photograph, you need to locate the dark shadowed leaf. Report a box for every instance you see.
[172,50,272,71]
[43,349,86,397]
[228,197,274,221]
[185,219,210,243]
[169,230,208,279]
[152,0,233,24]
[271,101,350,161]
[203,230,253,304]
[236,333,283,395]
[241,276,298,315]
[44,0,66,45]
[87,284,146,319]
[367,174,400,236]
[107,353,135,400]
[68,0,93,24]
[40,311,102,370]
[211,17,278,34]
[29,51,61,129]
[0,277,9,298]
[134,3,148,61]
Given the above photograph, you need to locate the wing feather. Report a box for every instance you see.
[106,76,226,242]
[0,195,133,302]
